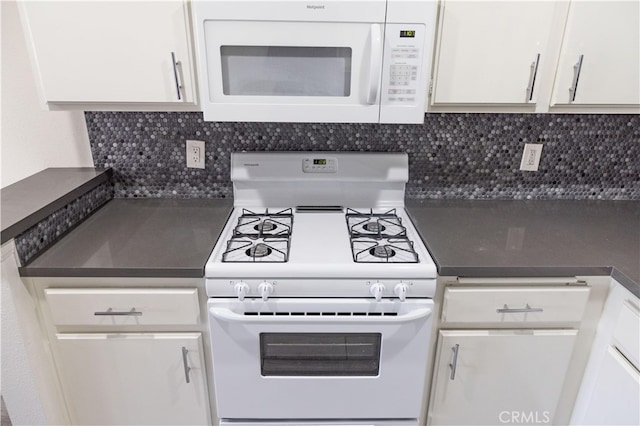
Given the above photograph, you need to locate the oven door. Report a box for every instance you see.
[194,18,385,123]
[208,298,434,420]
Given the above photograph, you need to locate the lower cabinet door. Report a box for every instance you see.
[428,329,577,425]
[581,345,640,425]
[54,333,211,425]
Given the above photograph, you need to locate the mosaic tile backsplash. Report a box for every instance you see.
[86,112,639,200]
[15,181,113,265]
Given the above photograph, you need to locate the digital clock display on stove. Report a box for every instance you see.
[313,159,327,165]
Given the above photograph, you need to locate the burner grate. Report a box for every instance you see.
[234,208,293,239]
[222,237,290,263]
[346,208,419,263]
[351,238,419,263]
[345,208,408,239]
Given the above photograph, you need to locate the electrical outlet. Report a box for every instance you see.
[186,140,205,169]
[520,143,543,171]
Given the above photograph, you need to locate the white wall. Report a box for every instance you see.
[0,0,94,188]
[1,2,95,423]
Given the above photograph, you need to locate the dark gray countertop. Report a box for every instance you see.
[19,198,233,278]
[1,168,112,244]
[406,199,640,297]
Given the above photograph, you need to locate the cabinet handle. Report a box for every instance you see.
[366,24,383,105]
[171,52,183,100]
[182,346,191,384]
[526,53,541,101]
[569,54,584,102]
[496,304,544,314]
[94,308,142,316]
[449,344,460,380]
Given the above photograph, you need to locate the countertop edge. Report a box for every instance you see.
[1,168,113,244]
[18,266,205,279]
[611,268,640,299]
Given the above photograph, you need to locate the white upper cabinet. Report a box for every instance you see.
[19,1,197,107]
[430,0,640,112]
[431,0,559,106]
[551,0,640,107]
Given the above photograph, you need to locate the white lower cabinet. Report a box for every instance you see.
[570,281,640,425]
[429,329,577,425]
[35,284,213,425]
[580,346,640,425]
[54,333,210,426]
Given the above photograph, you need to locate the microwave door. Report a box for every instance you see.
[199,20,384,123]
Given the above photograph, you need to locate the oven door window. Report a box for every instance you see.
[260,333,381,376]
[220,46,352,97]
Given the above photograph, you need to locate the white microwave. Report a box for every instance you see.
[191,0,437,123]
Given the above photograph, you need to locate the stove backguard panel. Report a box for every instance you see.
[86,112,639,200]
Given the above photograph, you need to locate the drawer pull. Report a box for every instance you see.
[182,347,191,384]
[449,344,460,380]
[94,308,143,316]
[496,304,544,314]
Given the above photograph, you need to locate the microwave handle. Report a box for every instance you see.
[210,306,432,324]
[366,24,383,105]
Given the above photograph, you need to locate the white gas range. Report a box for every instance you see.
[205,152,437,426]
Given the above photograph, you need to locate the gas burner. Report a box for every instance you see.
[345,208,407,238]
[370,245,396,259]
[364,222,385,233]
[234,208,293,238]
[351,238,418,263]
[254,222,277,233]
[246,243,272,258]
[223,238,290,263]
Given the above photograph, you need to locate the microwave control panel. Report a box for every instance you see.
[383,24,425,106]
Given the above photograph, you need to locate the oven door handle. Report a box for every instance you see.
[209,307,432,324]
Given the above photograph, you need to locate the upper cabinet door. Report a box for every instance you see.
[431,1,558,105]
[20,1,196,104]
[551,0,640,106]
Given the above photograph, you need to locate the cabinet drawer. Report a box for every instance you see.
[45,288,200,326]
[442,286,590,324]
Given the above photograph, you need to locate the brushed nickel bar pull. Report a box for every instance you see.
[182,346,191,384]
[449,344,460,380]
[171,51,182,100]
[496,304,544,314]
[526,53,541,101]
[94,308,142,316]
[569,54,584,102]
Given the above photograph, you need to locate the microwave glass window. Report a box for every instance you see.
[220,46,352,97]
[260,333,381,376]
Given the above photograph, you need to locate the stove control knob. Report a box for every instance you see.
[370,282,386,302]
[394,283,408,302]
[234,282,250,301]
[258,281,274,301]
